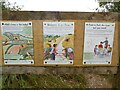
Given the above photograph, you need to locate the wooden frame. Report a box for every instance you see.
[0,20,119,67]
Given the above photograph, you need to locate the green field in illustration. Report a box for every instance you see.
[83,52,94,60]
[2,25,34,60]
[44,34,74,62]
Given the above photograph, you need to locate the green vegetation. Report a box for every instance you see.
[1,0,23,11]
[19,45,34,59]
[44,34,74,48]
[2,74,87,88]
[98,1,120,12]
[100,75,115,83]
[44,35,61,48]
[1,0,119,89]
[3,31,34,60]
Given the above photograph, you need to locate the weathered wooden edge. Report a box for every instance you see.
[0,66,117,74]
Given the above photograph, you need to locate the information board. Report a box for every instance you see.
[0,20,118,67]
[43,22,74,64]
[1,22,34,64]
[83,22,115,64]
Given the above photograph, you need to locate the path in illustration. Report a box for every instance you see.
[55,37,68,61]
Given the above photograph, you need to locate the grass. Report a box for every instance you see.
[1,74,87,89]
[100,74,115,83]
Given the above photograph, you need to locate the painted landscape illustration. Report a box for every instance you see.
[2,22,34,64]
[43,22,74,64]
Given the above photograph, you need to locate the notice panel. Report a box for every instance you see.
[1,22,34,65]
[83,22,115,64]
[43,22,74,64]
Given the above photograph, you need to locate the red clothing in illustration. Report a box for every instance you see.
[98,44,103,48]
[98,42,103,48]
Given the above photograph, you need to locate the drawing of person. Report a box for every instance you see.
[98,42,104,56]
[64,48,68,58]
[103,37,109,49]
[103,45,108,56]
[94,45,99,55]
[44,43,52,60]
[107,45,112,56]
[67,47,74,60]
[98,42,103,49]
[50,44,57,60]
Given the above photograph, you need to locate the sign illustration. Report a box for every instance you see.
[1,22,34,64]
[83,22,115,64]
[43,22,74,64]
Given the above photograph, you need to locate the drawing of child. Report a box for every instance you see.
[98,42,104,56]
[103,37,109,49]
[50,44,57,60]
[44,43,52,60]
[94,45,99,55]
[103,45,108,56]
[98,42,103,49]
[67,47,73,60]
[107,45,112,56]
